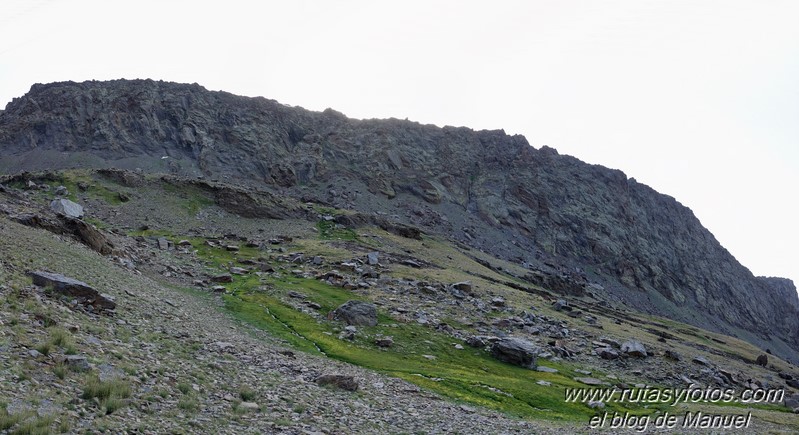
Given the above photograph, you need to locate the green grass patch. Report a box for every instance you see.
[239,386,257,402]
[161,182,215,216]
[181,234,670,422]
[177,382,192,395]
[217,272,648,421]
[317,220,359,241]
[81,375,132,414]
[178,398,199,412]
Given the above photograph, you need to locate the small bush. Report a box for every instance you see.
[81,375,131,414]
[35,342,52,356]
[178,398,198,412]
[0,410,23,431]
[53,363,67,380]
[238,386,256,401]
[177,382,191,395]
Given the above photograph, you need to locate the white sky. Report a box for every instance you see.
[1,0,797,288]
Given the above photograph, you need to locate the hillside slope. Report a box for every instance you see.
[1,79,796,362]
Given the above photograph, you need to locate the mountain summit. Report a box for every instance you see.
[1,79,797,362]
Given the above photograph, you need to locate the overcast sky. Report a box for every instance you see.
[1,0,797,288]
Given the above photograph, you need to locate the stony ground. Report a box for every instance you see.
[1,174,798,434]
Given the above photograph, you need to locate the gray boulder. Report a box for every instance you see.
[621,340,648,357]
[597,347,619,360]
[490,337,538,369]
[366,252,379,265]
[452,281,473,294]
[331,300,378,326]
[29,271,115,310]
[63,355,91,371]
[50,199,84,219]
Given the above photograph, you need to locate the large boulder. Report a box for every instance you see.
[490,337,538,369]
[331,300,378,326]
[50,198,84,219]
[315,374,359,392]
[621,340,648,357]
[29,271,116,310]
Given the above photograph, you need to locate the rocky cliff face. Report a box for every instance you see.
[2,79,797,361]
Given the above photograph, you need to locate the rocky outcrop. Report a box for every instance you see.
[330,301,378,327]
[490,337,538,369]
[28,271,116,311]
[1,79,797,362]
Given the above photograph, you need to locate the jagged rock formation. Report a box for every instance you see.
[1,79,797,362]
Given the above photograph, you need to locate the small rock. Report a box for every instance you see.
[536,366,558,373]
[574,377,606,386]
[287,291,307,299]
[756,354,768,367]
[692,355,711,366]
[211,274,233,283]
[366,252,379,266]
[54,185,69,196]
[225,245,240,252]
[664,349,681,361]
[491,297,506,307]
[28,349,43,358]
[375,337,394,348]
[315,374,358,391]
[465,336,487,348]
[552,299,568,311]
[230,267,248,275]
[157,237,170,250]
[64,355,91,372]
[238,402,260,411]
[451,281,473,294]
[177,240,192,247]
[588,400,605,409]
[599,337,621,348]
[536,380,551,386]
[588,401,605,409]
[402,259,421,268]
[312,256,323,265]
[597,347,619,360]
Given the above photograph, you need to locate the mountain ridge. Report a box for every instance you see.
[1,78,796,363]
